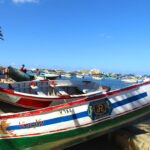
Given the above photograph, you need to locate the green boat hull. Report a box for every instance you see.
[8,66,30,82]
[0,104,150,150]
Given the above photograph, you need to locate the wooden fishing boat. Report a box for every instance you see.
[0,80,110,109]
[0,79,150,150]
[8,66,31,81]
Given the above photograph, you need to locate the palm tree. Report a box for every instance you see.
[0,26,4,40]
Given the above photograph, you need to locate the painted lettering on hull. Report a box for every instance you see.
[58,108,74,116]
[19,119,44,129]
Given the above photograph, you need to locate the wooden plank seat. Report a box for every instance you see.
[53,86,68,96]
[49,80,69,96]
[30,82,47,96]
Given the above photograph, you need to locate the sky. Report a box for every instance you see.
[0,0,150,75]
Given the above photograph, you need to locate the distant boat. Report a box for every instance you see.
[92,74,104,80]
[38,73,59,80]
[109,75,118,79]
[76,74,84,78]
[0,79,150,149]
[121,76,141,83]
[27,72,59,80]
[65,73,72,78]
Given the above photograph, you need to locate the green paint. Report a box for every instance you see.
[0,105,150,150]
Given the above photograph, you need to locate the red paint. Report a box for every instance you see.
[30,81,34,86]
[82,81,91,83]
[17,98,52,108]
[102,86,106,90]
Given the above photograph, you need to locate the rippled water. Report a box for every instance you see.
[59,75,133,91]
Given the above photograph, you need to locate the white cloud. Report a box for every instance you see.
[105,35,112,39]
[12,0,39,3]
[100,34,112,39]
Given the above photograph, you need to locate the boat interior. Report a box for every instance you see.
[0,80,108,96]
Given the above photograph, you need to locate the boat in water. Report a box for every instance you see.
[37,72,59,80]
[76,73,84,78]
[65,73,72,78]
[121,76,142,83]
[27,72,59,80]
[92,74,104,80]
[0,79,150,149]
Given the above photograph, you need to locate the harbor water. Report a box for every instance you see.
[60,75,133,91]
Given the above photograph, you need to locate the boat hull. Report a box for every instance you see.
[8,66,30,82]
[0,103,150,150]
[0,80,105,109]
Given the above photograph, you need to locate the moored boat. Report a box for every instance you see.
[92,74,104,80]
[121,76,141,83]
[0,79,150,149]
[76,74,84,78]
[27,72,59,80]
[0,80,110,109]
[8,66,31,81]
[65,73,72,78]
[37,73,59,80]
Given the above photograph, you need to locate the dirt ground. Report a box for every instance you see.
[65,134,122,150]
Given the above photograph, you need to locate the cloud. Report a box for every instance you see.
[12,0,39,3]
[105,35,112,39]
[100,34,112,39]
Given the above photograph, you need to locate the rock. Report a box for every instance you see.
[108,119,150,150]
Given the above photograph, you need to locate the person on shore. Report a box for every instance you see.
[34,69,40,80]
[20,64,25,72]
[20,65,27,73]
[36,69,40,76]
[4,67,9,81]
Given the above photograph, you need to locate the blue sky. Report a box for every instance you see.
[0,0,150,75]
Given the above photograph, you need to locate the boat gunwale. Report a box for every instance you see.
[0,80,100,99]
[0,80,149,119]
[0,88,87,100]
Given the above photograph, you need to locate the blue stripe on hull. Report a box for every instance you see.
[6,92,147,131]
[7,111,88,130]
[112,92,147,108]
